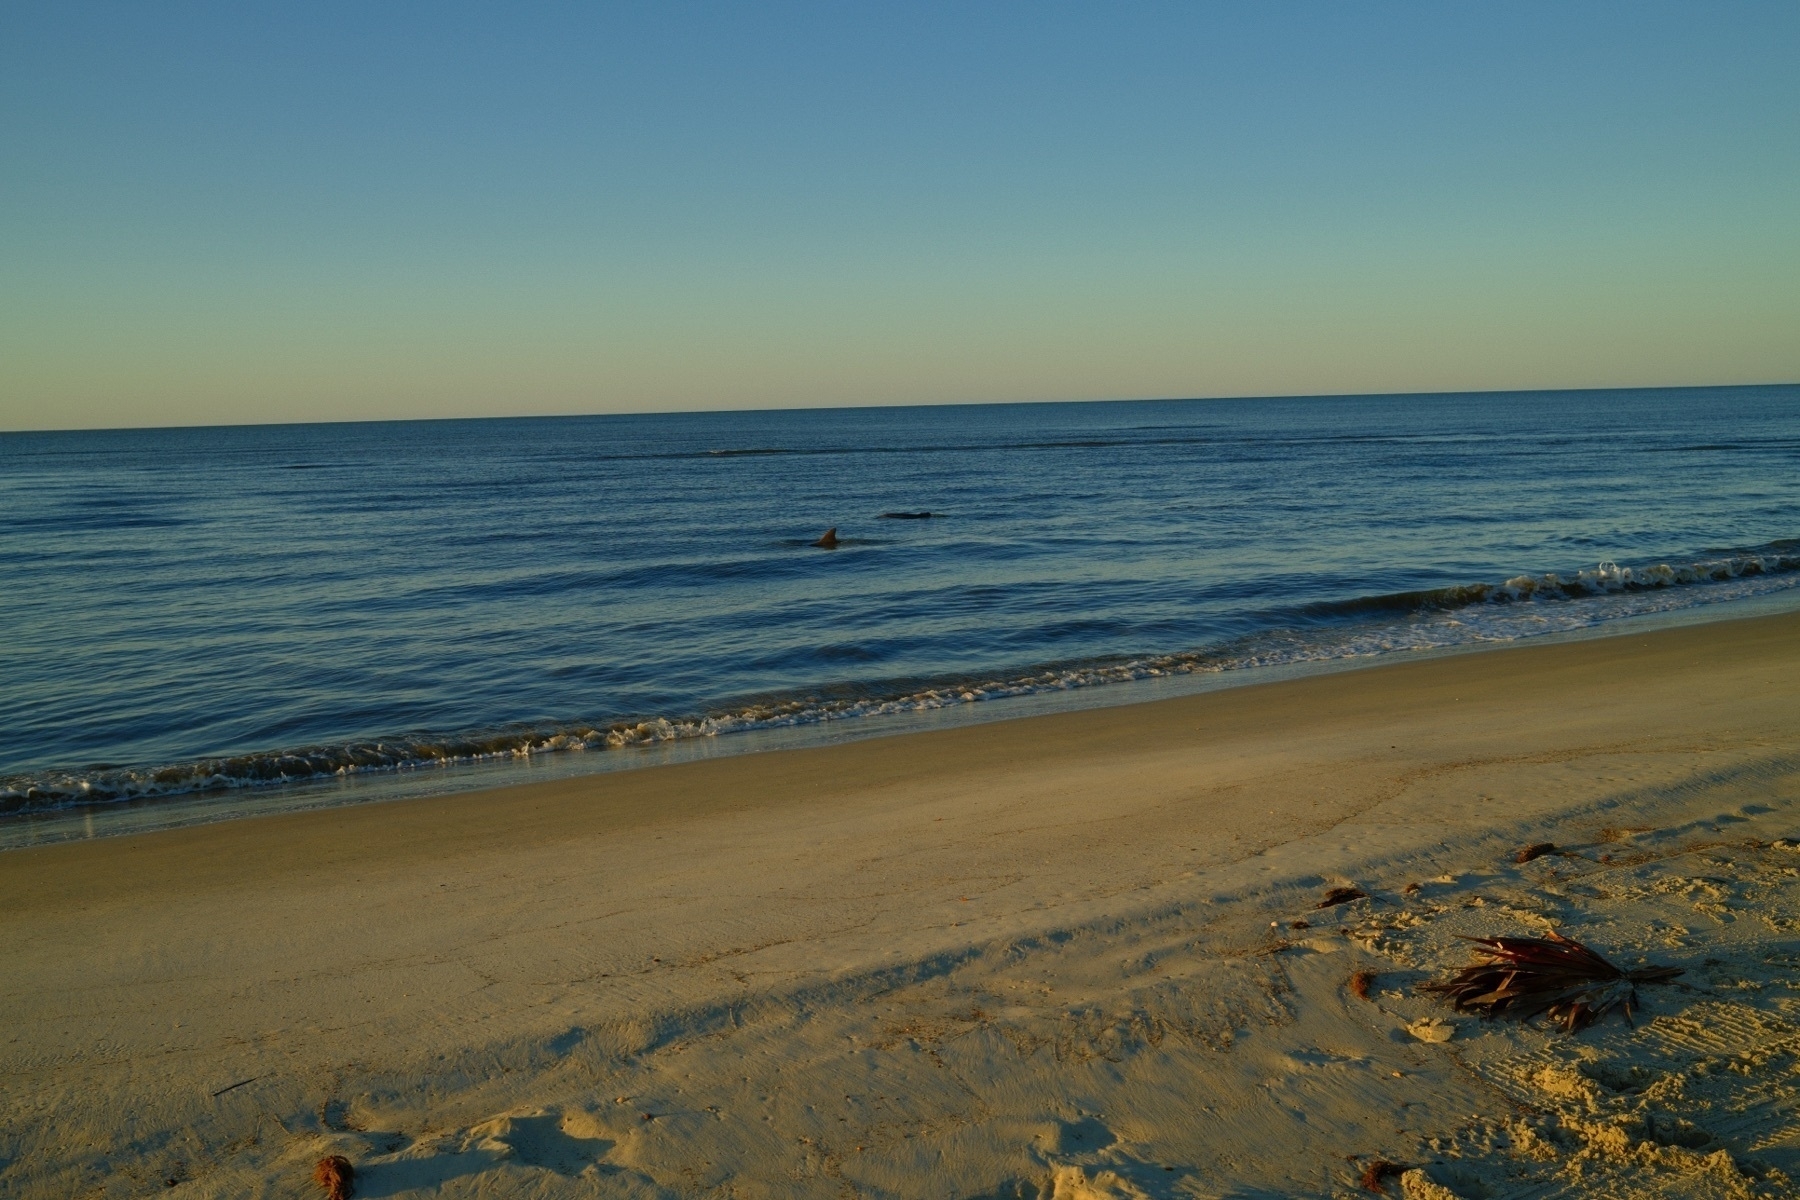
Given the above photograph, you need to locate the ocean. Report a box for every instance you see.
[4,384,1797,842]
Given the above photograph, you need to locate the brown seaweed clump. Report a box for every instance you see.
[1349,969,1377,1000]
[1358,1158,1407,1192]
[313,1156,355,1200]
[1421,931,1681,1032]
[1514,841,1558,863]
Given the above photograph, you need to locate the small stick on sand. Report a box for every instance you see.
[210,1075,259,1098]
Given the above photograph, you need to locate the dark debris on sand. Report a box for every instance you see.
[1316,886,1370,909]
[1358,1158,1408,1192]
[1420,931,1682,1032]
[313,1155,354,1200]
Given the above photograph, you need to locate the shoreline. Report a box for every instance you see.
[5,610,1800,1197]
[10,579,1800,850]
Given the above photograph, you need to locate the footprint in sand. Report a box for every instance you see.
[350,1109,617,1195]
[466,1111,615,1174]
[1032,1115,1118,1157]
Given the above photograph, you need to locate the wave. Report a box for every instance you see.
[602,435,1228,461]
[4,541,1796,816]
[586,430,1800,464]
[1296,538,1800,620]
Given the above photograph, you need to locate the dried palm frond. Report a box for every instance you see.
[1420,931,1681,1032]
[312,1155,355,1200]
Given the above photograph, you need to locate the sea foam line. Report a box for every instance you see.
[4,544,1796,815]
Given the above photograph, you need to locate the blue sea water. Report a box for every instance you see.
[3,385,1798,838]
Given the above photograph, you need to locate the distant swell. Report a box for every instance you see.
[4,540,1796,816]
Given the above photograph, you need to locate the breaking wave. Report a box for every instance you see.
[4,540,1796,816]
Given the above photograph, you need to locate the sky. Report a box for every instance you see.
[2,3,1797,431]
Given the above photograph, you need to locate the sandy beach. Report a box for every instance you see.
[5,610,1800,1198]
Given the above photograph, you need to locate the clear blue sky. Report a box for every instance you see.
[2,2,1796,430]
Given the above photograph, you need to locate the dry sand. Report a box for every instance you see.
[5,611,1800,1198]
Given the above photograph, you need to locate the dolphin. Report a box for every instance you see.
[812,527,840,548]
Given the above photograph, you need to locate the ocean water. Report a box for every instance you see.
[4,385,1798,837]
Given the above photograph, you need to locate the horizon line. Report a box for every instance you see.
[3,379,1795,437]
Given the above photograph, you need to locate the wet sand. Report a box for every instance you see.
[4,611,1800,1198]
